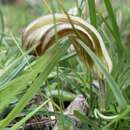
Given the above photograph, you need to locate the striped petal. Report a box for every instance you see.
[22,14,112,73]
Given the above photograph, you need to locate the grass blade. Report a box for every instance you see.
[87,0,97,28]
[9,99,51,130]
[104,0,124,54]
[0,8,4,43]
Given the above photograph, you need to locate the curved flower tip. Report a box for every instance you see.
[22,13,112,73]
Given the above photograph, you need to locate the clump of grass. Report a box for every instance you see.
[0,0,130,130]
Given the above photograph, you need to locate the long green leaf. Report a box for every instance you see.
[87,0,97,28]
[104,0,124,54]
[0,54,48,112]
[0,40,70,129]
